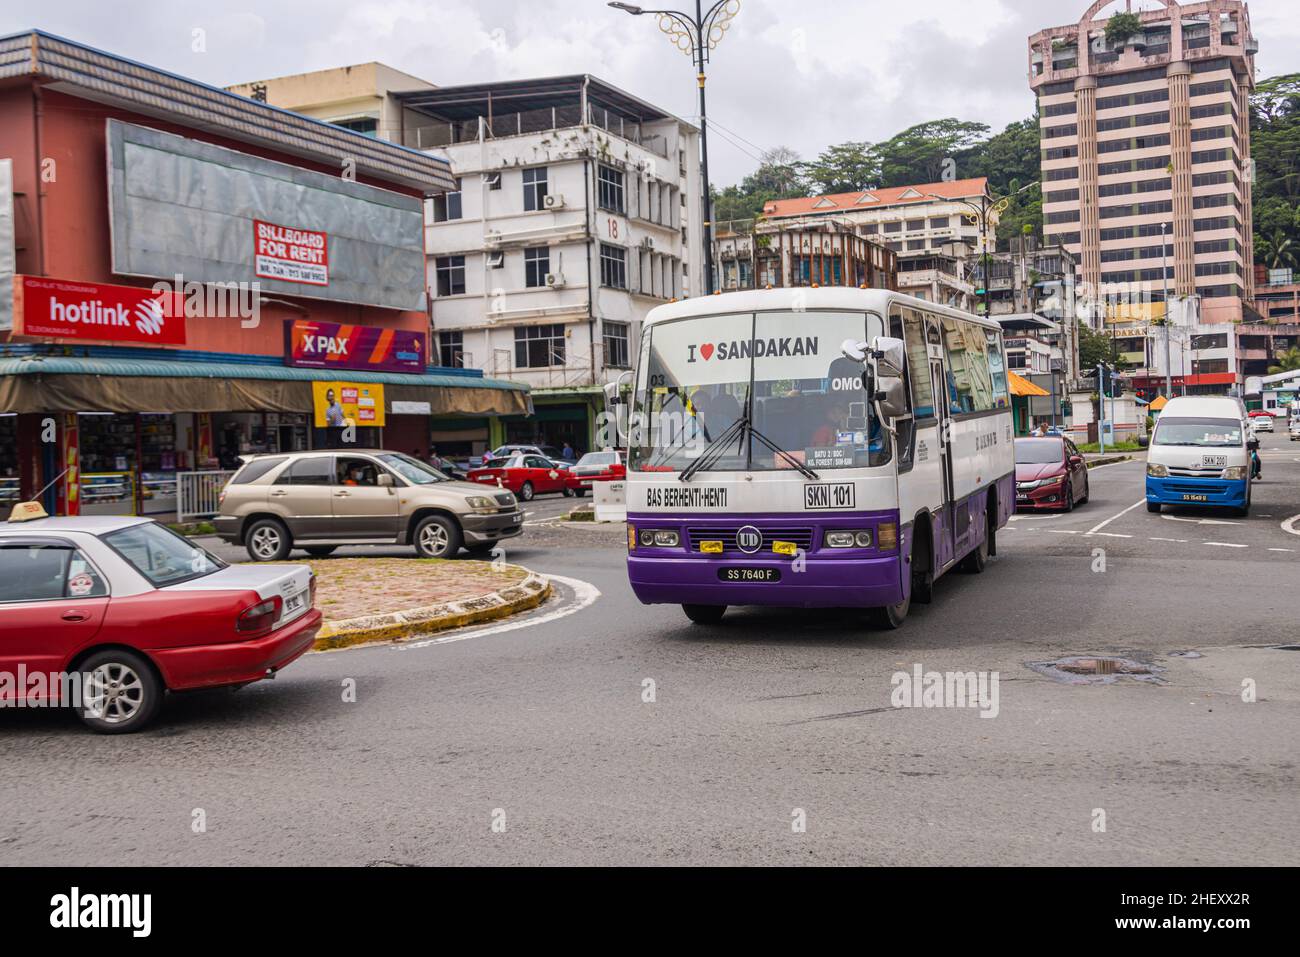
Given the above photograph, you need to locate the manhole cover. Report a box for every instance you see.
[1027,656,1164,685]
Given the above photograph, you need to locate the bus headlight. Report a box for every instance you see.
[823,530,874,549]
[639,529,679,547]
[1222,466,1247,481]
[1147,463,1169,477]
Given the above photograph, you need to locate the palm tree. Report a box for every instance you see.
[1267,346,1300,375]
[1266,230,1297,271]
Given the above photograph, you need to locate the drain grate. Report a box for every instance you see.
[1027,656,1164,685]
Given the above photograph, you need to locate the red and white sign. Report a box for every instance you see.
[17,276,186,345]
[254,220,330,286]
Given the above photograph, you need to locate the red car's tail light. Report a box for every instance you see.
[237,596,282,634]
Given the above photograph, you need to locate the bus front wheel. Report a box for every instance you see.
[682,604,727,625]
[868,594,910,630]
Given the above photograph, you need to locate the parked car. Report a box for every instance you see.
[468,454,574,501]
[1014,436,1090,511]
[489,444,576,465]
[565,450,626,496]
[1291,420,1300,442]
[0,505,321,733]
[214,450,522,561]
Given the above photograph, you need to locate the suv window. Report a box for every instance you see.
[337,457,381,486]
[0,544,109,602]
[275,457,334,486]
[231,457,286,484]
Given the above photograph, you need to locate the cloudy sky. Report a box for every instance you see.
[5,1,1297,185]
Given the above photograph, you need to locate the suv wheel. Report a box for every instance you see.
[414,515,462,559]
[246,518,292,561]
[77,649,163,734]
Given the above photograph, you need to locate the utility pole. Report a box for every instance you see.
[1097,362,1106,454]
[1162,220,1172,400]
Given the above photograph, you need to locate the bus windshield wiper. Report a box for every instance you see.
[679,405,821,483]
[749,424,821,481]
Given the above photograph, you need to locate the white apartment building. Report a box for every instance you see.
[761,179,998,311]
[400,76,703,452]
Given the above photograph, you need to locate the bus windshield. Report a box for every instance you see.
[630,310,889,473]
[1152,417,1244,447]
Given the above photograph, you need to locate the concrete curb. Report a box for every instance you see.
[1086,455,1134,469]
[312,567,552,651]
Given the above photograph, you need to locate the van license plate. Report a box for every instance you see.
[1182,494,1209,502]
[1201,455,1227,467]
[718,567,781,583]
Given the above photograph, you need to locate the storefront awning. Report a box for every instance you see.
[0,355,531,416]
[1007,371,1050,397]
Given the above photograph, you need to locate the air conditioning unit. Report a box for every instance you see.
[543,193,565,210]
[545,273,566,288]
[640,236,655,250]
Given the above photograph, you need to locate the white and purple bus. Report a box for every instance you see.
[620,288,1015,629]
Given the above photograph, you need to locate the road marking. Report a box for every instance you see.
[1203,542,1248,548]
[1268,548,1295,553]
[396,573,601,650]
[1161,514,1241,526]
[1150,537,1188,543]
[1086,499,1145,536]
[1048,529,1079,535]
[1086,458,1140,472]
[1092,532,1132,538]
[1282,514,1300,538]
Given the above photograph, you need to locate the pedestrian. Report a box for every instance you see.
[428,445,444,470]
[562,440,575,461]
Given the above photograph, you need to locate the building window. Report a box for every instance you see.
[334,116,378,136]
[438,331,464,368]
[600,243,627,289]
[524,247,550,288]
[597,164,625,213]
[435,256,466,296]
[906,219,926,231]
[484,171,502,190]
[432,180,462,222]
[523,167,548,211]
[603,321,630,368]
[515,324,566,368]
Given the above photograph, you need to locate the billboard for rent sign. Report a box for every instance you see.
[254,220,329,286]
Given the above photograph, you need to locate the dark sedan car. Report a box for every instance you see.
[1014,437,1089,511]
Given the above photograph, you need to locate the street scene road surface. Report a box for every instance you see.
[4,439,1297,866]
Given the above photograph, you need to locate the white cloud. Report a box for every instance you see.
[4,0,1295,185]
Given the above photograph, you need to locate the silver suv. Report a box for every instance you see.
[214,450,523,561]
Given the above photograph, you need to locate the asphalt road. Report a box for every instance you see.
[4,436,1298,866]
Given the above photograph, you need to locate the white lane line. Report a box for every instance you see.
[1268,548,1295,553]
[1048,529,1079,535]
[1086,499,1145,536]
[1282,514,1300,538]
[1150,537,1189,543]
[1092,532,1133,539]
[1203,542,1248,549]
[396,573,601,651]
[1162,514,1241,526]
[1086,458,1140,471]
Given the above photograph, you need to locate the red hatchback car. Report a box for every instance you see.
[467,454,573,501]
[1014,437,1090,511]
[0,508,321,733]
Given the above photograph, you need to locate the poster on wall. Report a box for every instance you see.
[286,319,425,374]
[60,414,80,517]
[311,382,386,428]
[254,220,329,286]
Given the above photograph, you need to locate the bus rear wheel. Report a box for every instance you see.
[682,604,726,625]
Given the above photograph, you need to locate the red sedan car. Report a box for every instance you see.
[1014,436,1090,511]
[467,453,575,501]
[0,506,321,733]
[564,450,626,496]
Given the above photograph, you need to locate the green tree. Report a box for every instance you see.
[1104,12,1143,48]
[1077,322,1121,372]
[873,119,990,187]
[1268,346,1300,375]
[798,141,879,195]
[1251,75,1300,269]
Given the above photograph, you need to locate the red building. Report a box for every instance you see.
[0,31,528,517]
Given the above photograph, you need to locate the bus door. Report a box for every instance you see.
[929,352,956,564]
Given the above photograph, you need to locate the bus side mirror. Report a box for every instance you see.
[870,336,907,379]
[876,376,909,420]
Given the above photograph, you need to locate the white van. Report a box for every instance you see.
[1142,396,1252,516]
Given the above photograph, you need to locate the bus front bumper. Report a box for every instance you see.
[627,554,905,609]
[1145,475,1248,508]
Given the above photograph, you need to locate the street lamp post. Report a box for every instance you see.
[609,1,741,296]
[1161,221,1171,400]
[927,181,1037,318]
